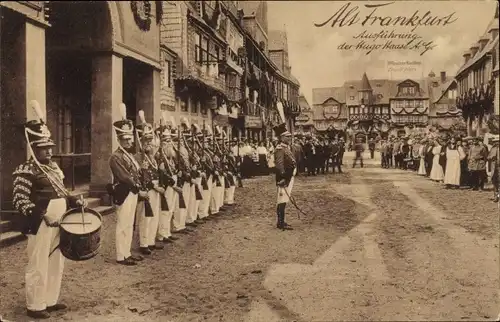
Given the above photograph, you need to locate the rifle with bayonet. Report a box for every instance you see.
[181,124,203,201]
[134,119,154,219]
[214,130,233,189]
[211,125,223,187]
[176,125,187,209]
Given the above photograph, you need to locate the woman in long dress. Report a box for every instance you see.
[417,139,427,175]
[443,137,465,188]
[430,140,444,182]
[267,140,276,173]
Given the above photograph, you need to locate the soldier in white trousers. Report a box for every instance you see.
[155,122,180,243]
[135,110,164,255]
[109,104,148,265]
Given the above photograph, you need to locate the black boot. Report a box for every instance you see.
[276,204,284,229]
[281,204,293,230]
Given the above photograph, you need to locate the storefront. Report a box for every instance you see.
[243,115,264,142]
[0,1,162,208]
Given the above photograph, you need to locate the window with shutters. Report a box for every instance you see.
[195,33,201,62]
[180,96,188,112]
[58,106,72,153]
[163,59,171,88]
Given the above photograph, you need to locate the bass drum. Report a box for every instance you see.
[59,207,102,261]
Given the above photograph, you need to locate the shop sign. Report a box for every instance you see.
[295,114,310,123]
[245,116,263,128]
[161,103,175,112]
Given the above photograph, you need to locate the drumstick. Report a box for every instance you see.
[61,222,92,225]
[80,195,86,232]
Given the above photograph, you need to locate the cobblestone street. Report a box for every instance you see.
[1,153,498,322]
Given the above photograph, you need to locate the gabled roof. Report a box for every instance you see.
[312,87,346,105]
[360,72,372,91]
[344,79,400,105]
[298,95,311,111]
[397,79,420,86]
[457,36,499,76]
[430,79,457,103]
[456,7,499,76]
[268,30,287,51]
[238,1,260,16]
[288,73,300,86]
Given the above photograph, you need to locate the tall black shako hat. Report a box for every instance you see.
[135,110,154,141]
[113,103,134,140]
[25,100,56,148]
[273,101,291,137]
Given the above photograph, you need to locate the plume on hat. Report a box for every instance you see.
[30,100,45,123]
[169,116,177,129]
[138,110,146,125]
[160,111,168,127]
[180,116,190,130]
[192,123,201,134]
[119,103,127,120]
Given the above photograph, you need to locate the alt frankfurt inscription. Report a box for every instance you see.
[314,2,458,55]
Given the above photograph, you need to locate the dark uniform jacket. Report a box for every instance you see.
[155,149,177,188]
[274,143,297,186]
[12,160,78,235]
[136,152,160,191]
[109,148,142,205]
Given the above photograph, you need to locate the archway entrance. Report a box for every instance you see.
[45,1,114,191]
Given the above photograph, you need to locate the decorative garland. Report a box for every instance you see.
[131,1,152,31]
[391,106,428,115]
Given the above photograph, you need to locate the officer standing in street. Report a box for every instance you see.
[274,122,296,231]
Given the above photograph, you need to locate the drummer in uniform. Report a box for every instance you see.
[109,103,147,266]
[273,122,296,231]
[12,101,87,319]
[135,111,164,255]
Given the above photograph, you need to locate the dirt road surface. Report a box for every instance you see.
[1,156,498,321]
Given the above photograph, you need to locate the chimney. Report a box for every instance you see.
[470,43,479,57]
[237,9,244,22]
[440,71,446,83]
[489,20,499,40]
[463,51,471,63]
[479,35,489,51]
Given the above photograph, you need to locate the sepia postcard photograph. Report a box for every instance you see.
[0,0,499,321]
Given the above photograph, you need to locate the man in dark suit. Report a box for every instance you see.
[424,139,435,176]
[303,136,316,176]
[330,139,342,173]
[274,123,296,231]
[368,139,376,159]
[338,138,346,165]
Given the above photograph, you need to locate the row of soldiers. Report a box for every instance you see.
[291,135,346,175]
[109,109,241,266]
[11,101,242,319]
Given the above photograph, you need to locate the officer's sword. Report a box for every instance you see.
[281,185,308,220]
